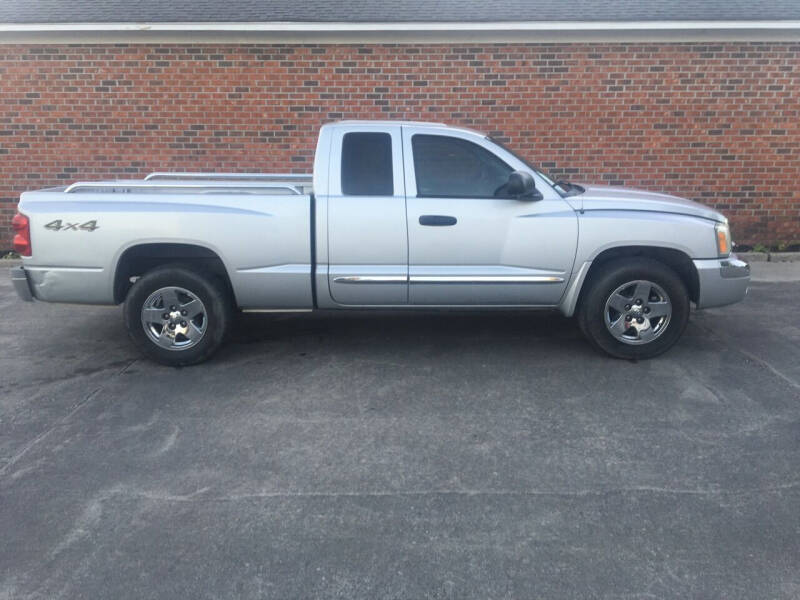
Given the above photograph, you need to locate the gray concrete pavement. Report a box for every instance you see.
[749,260,800,282]
[1,262,799,599]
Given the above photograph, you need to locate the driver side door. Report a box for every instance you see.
[402,127,578,305]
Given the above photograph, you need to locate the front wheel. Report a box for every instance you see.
[123,265,233,366]
[577,258,690,360]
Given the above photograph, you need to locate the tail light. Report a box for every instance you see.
[12,212,31,257]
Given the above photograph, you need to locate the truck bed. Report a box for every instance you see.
[18,172,315,309]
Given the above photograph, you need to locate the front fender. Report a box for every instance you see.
[576,211,718,263]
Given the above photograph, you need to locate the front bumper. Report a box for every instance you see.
[10,266,34,302]
[693,254,750,309]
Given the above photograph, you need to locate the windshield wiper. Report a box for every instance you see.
[555,180,585,196]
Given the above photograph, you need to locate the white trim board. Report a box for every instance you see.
[1,20,799,43]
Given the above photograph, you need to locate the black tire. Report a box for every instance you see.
[577,257,690,360]
[123,264,233,366]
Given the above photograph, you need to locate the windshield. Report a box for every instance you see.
[486,136,557,187]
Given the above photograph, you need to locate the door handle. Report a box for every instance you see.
[419,215,457,226]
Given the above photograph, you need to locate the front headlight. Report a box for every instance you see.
[715,223,731,257]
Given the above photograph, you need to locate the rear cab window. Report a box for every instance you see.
[341,132,394,196]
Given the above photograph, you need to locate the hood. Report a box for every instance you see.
[575,184,726,223]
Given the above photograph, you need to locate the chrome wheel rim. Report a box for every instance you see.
[604,280,672,345]
[141,286,207,351]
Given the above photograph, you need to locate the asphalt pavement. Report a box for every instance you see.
[1,261,799,599]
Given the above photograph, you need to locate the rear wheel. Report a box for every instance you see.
[577,258,690,359]
[124,265,232,366]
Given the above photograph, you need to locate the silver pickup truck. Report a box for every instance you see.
[10,120,749,365]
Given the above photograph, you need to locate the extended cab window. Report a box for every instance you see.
[341,132,393,196]
[412,134,512,198]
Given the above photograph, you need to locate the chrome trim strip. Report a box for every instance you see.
[518,211,578,219]
[237,263,310,274]
[334,275,565,285]
[410,275,565,284]
[241,308,314,313]
[333,275,408,284]
[22,265,104,272]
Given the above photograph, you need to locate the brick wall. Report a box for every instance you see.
[1,42,798,249]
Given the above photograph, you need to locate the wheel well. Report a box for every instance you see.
[114,243,234,304]
[580,246,699,305]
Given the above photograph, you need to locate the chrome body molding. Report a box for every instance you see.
[333,275,565,285]
[333,275,408,284]
[410,275,564,284]
[240,308,314,313]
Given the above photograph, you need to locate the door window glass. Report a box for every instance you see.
[412,134,512,198]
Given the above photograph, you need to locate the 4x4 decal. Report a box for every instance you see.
[44,219,99,232]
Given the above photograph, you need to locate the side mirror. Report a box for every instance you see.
[506,170,542,201]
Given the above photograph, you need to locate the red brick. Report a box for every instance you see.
[1,42,799,247]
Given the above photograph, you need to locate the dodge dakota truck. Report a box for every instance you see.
[10,120,750,365]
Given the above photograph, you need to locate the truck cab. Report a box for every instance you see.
[313,121,578,308]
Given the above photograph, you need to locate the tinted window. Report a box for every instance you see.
[341,132,393,196]
[412,134,512,198]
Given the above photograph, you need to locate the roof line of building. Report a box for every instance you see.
[2,20,800,32]
[3,21,799,44]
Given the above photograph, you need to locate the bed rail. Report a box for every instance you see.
[64,180,306,195]
[144,172,311,182]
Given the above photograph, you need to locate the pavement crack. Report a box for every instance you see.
[0,359,135,395]
[734,347,800,391]
[694,321,800,391]
[109,481,800,503]
[117,358,138,375]
[0,387,103,479]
